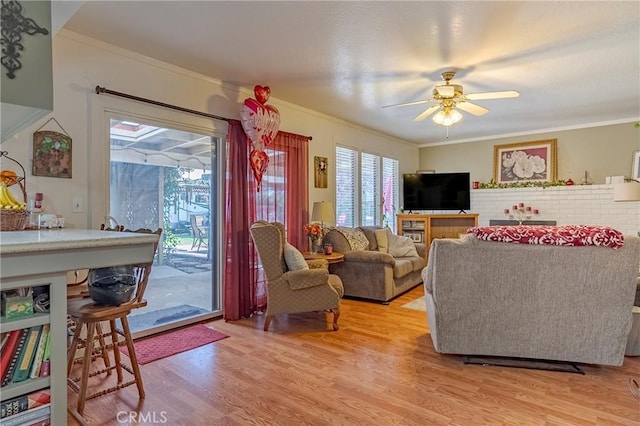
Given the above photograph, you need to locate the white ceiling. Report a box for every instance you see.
[61,1,640,146]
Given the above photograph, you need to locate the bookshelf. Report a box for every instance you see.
[1,275,59,424]
[396,213,479,260]
[0,229,160,425]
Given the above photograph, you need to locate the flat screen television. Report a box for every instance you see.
[402,172,471,212]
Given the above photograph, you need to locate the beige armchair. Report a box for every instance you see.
[250,221,343,331]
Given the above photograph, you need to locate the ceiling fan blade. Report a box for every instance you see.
[413,105,441,122]
[465,90,520,100]
[382,99,433,109]
[456,101,489,116]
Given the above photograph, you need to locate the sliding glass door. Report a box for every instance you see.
[108,117,221,336]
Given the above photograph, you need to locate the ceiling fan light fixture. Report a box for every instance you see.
[432,107,462,127]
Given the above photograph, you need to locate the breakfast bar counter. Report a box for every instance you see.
[0,229,160,424]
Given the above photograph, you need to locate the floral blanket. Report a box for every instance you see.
[467,225,624,249]
[334,227,370,251]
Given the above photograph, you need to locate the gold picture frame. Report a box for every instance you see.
[314,156,328,188]
[493,139,557,184]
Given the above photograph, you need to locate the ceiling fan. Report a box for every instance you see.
[383,71,519,126]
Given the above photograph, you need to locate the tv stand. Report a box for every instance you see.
[458,210,467,214]
[396,213,478,261]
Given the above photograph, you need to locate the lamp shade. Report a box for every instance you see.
[311,201,335,224]
[613,182,640,202]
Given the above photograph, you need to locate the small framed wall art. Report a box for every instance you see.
[314,156,328,188]
[493,139,557,184]
[32,130,72,178]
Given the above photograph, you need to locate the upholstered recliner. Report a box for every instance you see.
[250,221,344,331]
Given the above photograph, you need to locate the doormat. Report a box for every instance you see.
[401,296,426,311]
[127,304,209,332]
[463,355,584,374]
[121,324,229,365]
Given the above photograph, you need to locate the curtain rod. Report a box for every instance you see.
[95,86,230,122]
[95,86,312,140]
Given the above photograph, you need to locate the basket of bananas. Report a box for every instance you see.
[0,151,28,231]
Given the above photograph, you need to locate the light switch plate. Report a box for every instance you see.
[72,197,83,212]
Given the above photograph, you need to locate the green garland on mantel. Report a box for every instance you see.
[478,180,568,189]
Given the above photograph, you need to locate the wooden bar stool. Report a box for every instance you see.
[66,228,161,420]
[66,224,125,370]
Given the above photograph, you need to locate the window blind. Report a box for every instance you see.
[335,146,357,227]
[361,152,380,226]
[382,157,399,232]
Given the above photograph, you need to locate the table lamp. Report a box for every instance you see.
[311,201,335,230]
[613,180,640,202]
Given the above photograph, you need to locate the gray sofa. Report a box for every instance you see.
[323,226,427,302]
[422,233,640,366]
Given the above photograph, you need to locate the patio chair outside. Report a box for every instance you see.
[190,214,208,251]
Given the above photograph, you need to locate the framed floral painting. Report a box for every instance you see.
[493,139,557,184]
[32,130,72,178]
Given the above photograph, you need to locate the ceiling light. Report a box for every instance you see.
[432,107,462,127]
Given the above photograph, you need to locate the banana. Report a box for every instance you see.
[0,185,10,206]
[0,184,25,209]
[3,185,20,205]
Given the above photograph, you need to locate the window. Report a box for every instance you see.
[335,146,398,231]
[336,146,357,227]
[382,157,399,231]
[361,152,380,226]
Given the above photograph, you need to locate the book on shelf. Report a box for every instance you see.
[29,324,49,379]
[12,325,42,383]
[1,329,23,381]
[0,388,50,419]
[0,332,9,352]
[27,418,51,426]
[1,328,28,387]
[1,403,50,426]
[37,331,51,378]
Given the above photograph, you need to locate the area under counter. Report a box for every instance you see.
[0,229,159,424]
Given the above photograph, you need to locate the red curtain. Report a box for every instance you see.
[223,120,256,320]
[224,122,310,321]
[280,131,309,248]
[257,131,309,246]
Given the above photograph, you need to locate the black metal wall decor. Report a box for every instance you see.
[0,0,49,79]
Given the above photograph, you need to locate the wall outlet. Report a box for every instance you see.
[72,197,83,213]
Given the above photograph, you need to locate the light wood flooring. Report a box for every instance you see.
[68,286,640,425]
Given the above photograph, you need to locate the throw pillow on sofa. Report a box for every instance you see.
[375,228,390,253]
[388,233,419,258]
[283,243,309,271]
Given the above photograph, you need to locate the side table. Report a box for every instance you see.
[302,251,344,264]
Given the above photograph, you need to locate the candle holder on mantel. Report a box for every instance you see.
[504,203,540,225]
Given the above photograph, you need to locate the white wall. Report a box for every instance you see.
[0,30,420,228]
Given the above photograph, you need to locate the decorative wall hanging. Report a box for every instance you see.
[314,156,328,188]
[1,0,50,79]
[240,85,281,191]
[32,118,72,178]
[493,139,557,184]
